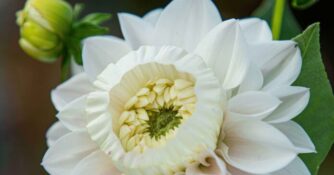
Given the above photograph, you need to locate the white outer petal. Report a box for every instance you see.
[195,19,250,89]
[82,36,131,80]
[239,18,272,43]
[273,121,316,153]
[51,73,94,111]
[248,41,296,68]
[248,41,302,90]
[71,150,122,175]
[46,121,70,147]
[143,8,163,25]
[238,63,264,93]
[268,157,311,175]
[265,86,310,123]
[56,95,87,131]
[220,120,298,174]
[42,131,98,175]
[153,0,222,51]
[227,157,311,175]
[227,91,281,121]
[118,13,154,49]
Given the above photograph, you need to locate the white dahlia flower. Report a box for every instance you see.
[42,0,316,174]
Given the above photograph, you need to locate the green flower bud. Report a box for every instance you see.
[17,0,73,62]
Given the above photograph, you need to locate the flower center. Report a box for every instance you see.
[117,78,196,153]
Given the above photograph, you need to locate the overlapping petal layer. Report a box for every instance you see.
[43,0,315,175]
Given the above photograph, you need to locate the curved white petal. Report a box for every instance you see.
[85,91,111,148]
[51,73,95,111]
[71,151,121,175]
[227,91,281,120]
[227,165,252,175]
[153,0,221,51]
[42,131,98,175]
[273,121,315,153]
[118,13,154,49]
[240,18,272,43]
[143,8,162,25]
[238,63,264,93]
[46,121,70,147]
[56,95,87,131]
[249,41,302,90]
[82,36,131,80]
[248,41,296,68]
[265,86,310,123]
[185,150,227,175]
[195,19,250,89]
[220,120,297,174]
[269,157,311,175]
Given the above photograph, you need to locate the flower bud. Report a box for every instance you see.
[17,0,73,62]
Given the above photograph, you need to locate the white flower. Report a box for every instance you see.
[42,0,315,175]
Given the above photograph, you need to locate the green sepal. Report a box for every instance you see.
[73,3,85,20]
[81,13,112,25]
[72,22,109,40]
[66,22,109,65]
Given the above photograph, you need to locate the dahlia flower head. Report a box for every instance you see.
[42,0,316,174]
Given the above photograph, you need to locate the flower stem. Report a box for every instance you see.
[271,0,285,40]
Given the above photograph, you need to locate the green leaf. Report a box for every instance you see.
[292,0,318,9]
[81,13,112,25]
[72,22,109,39]
[293,23,334,175]
[252,0,302,39]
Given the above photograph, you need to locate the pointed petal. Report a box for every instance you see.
[71,151,121,175]
[248,41,296,68]
[238,63,264,93]
[273,121,315,153]
[118,13,154,49]
[240,18,272,43]
[220,120,297,174]
[143,8,162,25]
[195,19,249,89]
[56,95,87,131]
[265,86,310,123]
[46,121,70,147]
[269,157,311,175]
[42,131,98,175]
[153,0,221,51]
[51,73,94,111]
[228,91,281,120]
[82,36,131,80]
[248,41,302,90]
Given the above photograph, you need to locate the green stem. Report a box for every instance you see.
[271,0,285,40]
[61,50,71,82]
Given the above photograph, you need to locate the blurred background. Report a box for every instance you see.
[0,0,333,174]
